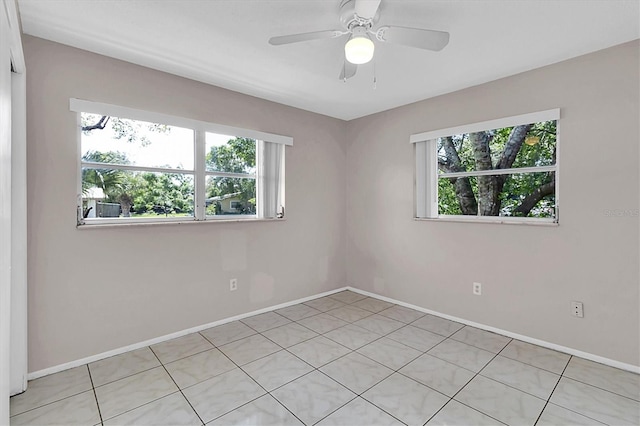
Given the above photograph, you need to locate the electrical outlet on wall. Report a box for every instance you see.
[473,282,482,295]
[230,278,238,291]
[571,301,584,318]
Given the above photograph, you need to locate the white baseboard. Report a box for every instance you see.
[28,285,639,380]
[345,286,640,374]
[27,286,349,380]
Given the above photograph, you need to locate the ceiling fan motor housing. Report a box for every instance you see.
[339,0,379,30]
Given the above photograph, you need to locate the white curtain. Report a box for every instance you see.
[257,141,285,219]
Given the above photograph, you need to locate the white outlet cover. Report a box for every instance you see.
[473,282,482,295]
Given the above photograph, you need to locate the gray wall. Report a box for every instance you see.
[24,36,347,372]
[25,35,640,372]
[346,41,639,366]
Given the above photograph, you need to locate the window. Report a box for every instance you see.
[412,109,559,224]
[73,99,291,225]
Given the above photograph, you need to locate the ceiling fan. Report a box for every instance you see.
[268,0,450,81]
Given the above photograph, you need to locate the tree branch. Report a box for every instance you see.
[496,124,531,170]
[82,116,110,132]
[514,180,555,216]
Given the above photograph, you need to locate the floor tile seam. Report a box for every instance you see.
[325,338,381,352]
[376,311,423,324]
[9,386,95,419]
[99,388,185,423]
[405,320,459,338]
[318,354,396,395]
[319,324,383,349]
[308,394,360,426]
[425,334,513,370]
[357,391,432,426]
[423,339,463,365]
[153,344,216,366]
[545,377,640,424]
[215,330,285,364]
[386,364,456,402]
[557,374,640,403]
[283,344,354,370]
[263,369,328,426]
[186,334,303,426]
[148,345,206,426]
[310,367,412,426]
[199,330,258,348]
[396,353,478,379]
[484,353,564,378]
[204,393,270,425]
[354,336,425,368]
[86,363,104,425]
[240,311,293,333]
[532,354,573,426]
[498,352,569,376]
[536,402,609,426]
[323,309,375,323]
[423,399,509,426]
[383,322,446,352]
[292,314,350,335]
[475,371,555,402]
[91,362,161,389]
[261,332,320,349]
[449,335,511,355]
[446,345,504,416]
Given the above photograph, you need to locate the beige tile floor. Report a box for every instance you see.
[9,290,640,425]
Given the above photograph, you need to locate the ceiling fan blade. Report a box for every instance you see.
[269,30,345,46]
[339,60,358,81]
[377,26,450,51]
[355,0,382,19]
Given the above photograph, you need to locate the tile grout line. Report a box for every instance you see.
[202,331,309,426]
[86,364,105,425]
[532,354,572,426]
[259,299,412,425]
[148,345,207,426]
[286,325,407,423]
[421,335,513,425]
[532,356,613,426]
[291,300,451,425]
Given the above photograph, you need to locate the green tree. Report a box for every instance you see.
[81,150,129,194]
[129,172,193,216]
[82,115,193,217]
[437,120,556,217]
[206,137,256,214]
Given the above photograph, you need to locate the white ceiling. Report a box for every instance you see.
[17,0,640,121]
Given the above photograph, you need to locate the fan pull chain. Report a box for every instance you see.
[373,57,377,89]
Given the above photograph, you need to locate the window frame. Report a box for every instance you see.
[73,99,291,226]
[412,109,560,225]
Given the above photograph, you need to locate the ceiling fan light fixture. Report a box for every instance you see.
[345,35,374,64]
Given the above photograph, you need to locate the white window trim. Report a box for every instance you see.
[74,99,290,226]
[413,109,560,224]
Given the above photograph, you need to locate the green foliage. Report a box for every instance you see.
[437,121,556,217]
[81,150,130,193]
[128,172,194,216]
[205,137,256,214]
[81,124,258,217]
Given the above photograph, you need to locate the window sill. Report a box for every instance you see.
[77,217,285,229]
[414,216,558,226]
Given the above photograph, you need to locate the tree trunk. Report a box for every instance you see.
[441,137,477,215]
[470,131,500,215]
